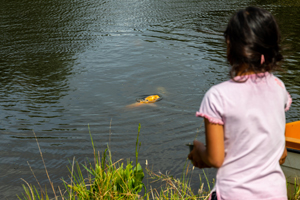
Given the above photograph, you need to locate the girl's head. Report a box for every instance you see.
[224,6,283,78]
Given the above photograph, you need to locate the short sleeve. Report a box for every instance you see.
[274,76,292,112]
[284,91,292,112]
[196,87,224,125]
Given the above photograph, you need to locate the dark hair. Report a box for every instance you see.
[224,6,283,79]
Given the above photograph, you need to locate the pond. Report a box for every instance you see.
[1,0,300,198]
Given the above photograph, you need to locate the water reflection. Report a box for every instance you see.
[0,0,100,132]
[0,1,99,197]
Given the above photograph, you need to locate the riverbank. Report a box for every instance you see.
[18,124,211,199]
[18,125,300,200]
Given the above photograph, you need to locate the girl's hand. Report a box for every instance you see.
[188,140,211,168]
[279,147,287,165]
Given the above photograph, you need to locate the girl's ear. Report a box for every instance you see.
[261,54,265,64]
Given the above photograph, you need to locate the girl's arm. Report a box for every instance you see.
[279,127,288,165]
[188,118,225,168]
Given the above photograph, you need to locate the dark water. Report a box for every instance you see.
[1,0,300,198]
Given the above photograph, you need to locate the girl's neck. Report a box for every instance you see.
[236,71,255,76]
[235,64,259,77]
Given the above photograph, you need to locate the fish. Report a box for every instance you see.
[136,95,161,103]
[125,94,162,109]
[125,87,166,109]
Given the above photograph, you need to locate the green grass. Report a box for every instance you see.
[145,165,211,199]
[18,124,300,199]
[18,124,212,200]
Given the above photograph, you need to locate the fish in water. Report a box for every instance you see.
[125,87,166,109]
[136,95,161,103]
[126,94,162,108]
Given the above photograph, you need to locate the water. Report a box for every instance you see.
[1,0,300,198]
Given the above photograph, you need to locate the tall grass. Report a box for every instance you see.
[286,177,300,200]
[18,124,300,199]
[145,164,211,200]
[17,124,211,199]
[18,124,146,199]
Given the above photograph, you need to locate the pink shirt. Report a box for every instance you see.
[196,72,292,200]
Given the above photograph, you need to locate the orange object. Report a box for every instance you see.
[285,121,300,151]
[137,95,161,103]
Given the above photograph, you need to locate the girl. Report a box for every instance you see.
[188,6,292,200]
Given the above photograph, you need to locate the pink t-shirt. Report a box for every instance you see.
[196,72,292,200]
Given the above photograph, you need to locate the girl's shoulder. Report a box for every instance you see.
[212,72,287,90]
[206,72,289,103]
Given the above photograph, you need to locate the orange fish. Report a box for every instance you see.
[136,95,161,103]
[126,95,162,108]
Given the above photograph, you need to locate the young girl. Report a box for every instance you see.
[188,7,292,200]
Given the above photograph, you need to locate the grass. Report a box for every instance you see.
[17,124,300,199]
[17,124,211,200]
[145,166,211,199]
[287,177,300,200]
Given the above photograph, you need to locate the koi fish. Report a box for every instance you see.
[125,94,162,108]
[125,87,167,109]
[136,95,161,103]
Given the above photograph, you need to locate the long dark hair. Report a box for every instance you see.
[224,7,283,79]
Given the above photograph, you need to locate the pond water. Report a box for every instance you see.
[1,0,300,198]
